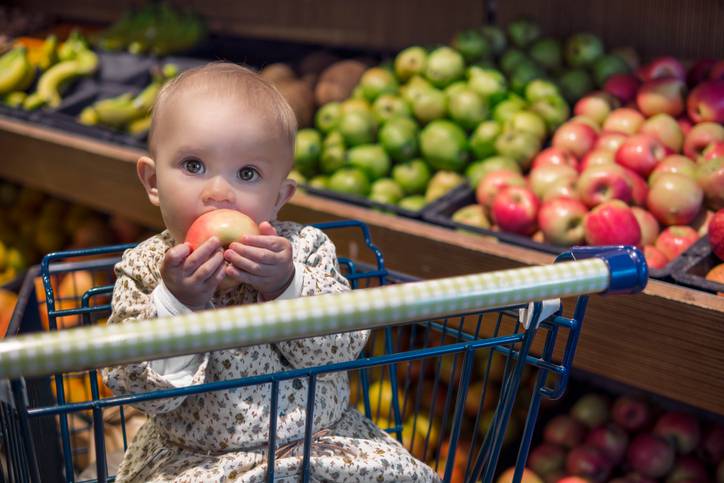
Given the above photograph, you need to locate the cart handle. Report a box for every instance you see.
[0,246,646,379]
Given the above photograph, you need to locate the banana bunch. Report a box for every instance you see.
[22,31,98,111]
[0,46,33,97]
[79,64,178,134]
[97,3,205,56]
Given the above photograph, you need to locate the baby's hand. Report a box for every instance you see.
[223,222,294,301]
[161,237,226,309]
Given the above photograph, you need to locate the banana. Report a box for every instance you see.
[14,62,37,92]
[22,92,45,111]
[3,91,26,108]
[128,115,152,135]
[38,35,58,71]
[94,93,141,128]
[0,47,31,95]
[35,50,98,108]
[78,106,98,125]
[132,81,161,114]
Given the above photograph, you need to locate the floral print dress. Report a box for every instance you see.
[102,222,439,482]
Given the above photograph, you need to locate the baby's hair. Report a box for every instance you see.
[148,62,298,155]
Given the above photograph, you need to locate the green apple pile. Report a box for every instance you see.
[291,20,633,213]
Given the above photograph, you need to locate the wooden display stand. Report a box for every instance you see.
[1,116,722,416]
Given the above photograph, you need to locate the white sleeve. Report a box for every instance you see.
[149,280,207,387]
[258,261,304,302]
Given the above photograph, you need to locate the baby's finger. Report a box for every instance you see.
[191,250,225,283]
[224,249,265,275]
[165,243,191,266]
[238,235,288,253]
[184,237,221,274]
[258,222,277,237]
[228,243,278,265]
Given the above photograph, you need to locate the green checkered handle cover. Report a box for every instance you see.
[0,246,647,379]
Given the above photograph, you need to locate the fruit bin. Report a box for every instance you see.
[671,235,724,295]
[0,220,647,482]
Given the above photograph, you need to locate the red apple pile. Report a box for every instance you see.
[706,209,724,293]
[526,392,724,482]
[473,56,723,271]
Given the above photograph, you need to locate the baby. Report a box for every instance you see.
[102,63,439,482]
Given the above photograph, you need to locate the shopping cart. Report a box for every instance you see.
[0,220,647,483]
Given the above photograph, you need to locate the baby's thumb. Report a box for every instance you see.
[258,221,277,236]
[166,243,191,266]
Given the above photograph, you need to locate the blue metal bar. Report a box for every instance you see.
[301,374,317,483]
[443,347,474,482]
[10,379,40,483]
[266,380,280,482]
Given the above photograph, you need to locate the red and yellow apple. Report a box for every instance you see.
[538,197,588,246]
[647,173,704,225]
[655,226,699,260]
[185,209,260,250]
[583,200,641,246]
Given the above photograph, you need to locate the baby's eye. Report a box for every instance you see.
[182,158,205,174]
[238,166,260,182]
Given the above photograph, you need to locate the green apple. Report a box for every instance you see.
[452,204,490,228]
[319,144,346,174]
[400,75,433,104]
[338,110,377,147]
[500,48,529,75]
[467,67,508,105]
[379,116,419,162]
[323,130,345,149]
[394,46,428,82]
[448,88,489,131]
[347,144,391,181]
[341,98,372,115]
[445,81,468,98]
[505,110,547,140]
[494,130,542,170]
[528,37,563,71]
[425,170,465,202]
[524,79,561,103]
[507,18,541,48]
[557,68,594,103]
[359,67,399,102]
[425,46,465,88]
[565,33,604,68]
[398,195,427,212]
[315,102,342,134]
[411,87,447,124]
[392,159,432,195]
[287,169,307,186]
[328,168,370,196]
[452,29,490,63]
[510,60,546,94]
[493,96,527,124]
[530,95,570,131]
[351,85,365,100]
[469,120,502,159]
[372,94,411,124]
[419,120,469,172]
[369,178,405,205]
[309,175,330,190]
[465,156,521,187]
[294,128,322,177]
[592,54,630,87]
[480,25,507,56]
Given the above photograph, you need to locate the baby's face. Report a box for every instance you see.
[149,92,295,243]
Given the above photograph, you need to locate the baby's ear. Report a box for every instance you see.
[272,177,297,218]
[137,156,160,207]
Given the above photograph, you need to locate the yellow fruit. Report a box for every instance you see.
[0,289,18,338]
[50,374,88,403]
[402,414,440,461]
[5,248,25,272]
[496,467,543,483]
[0,241,6,271]
[356,380,401,422]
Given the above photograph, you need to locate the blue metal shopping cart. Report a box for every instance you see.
[0,220,647,483]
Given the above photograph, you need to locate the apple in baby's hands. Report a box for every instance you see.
[185,209,260,249]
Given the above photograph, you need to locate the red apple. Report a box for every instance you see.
[687,80,724,123]
[677,117,693,136]
[637,57,686,82]
[708,209,724,260]
[639,114,684,153]
[603,108,645,135]
[594,131,628,153]
[604,74,641,104]
[636,78,686,117]
[577,164,634,208]
[491,186,540,235]
[528,444,567,478]
[632,207,661,246]
[615,134,667,178]
[653,411,701,455]
[529,165,579,199]
[544,415,586,449]
[627,434,675,479]
[580,149,615,172]
[570,115,602,133]
[696,157,724,210]
[538,197,588,246]
[584,200,641,246]
[687,58,718,87]
[622,168,649,206]
[553,122,599,159]
[586,424,629,465]
[666,455,709,482]
[543,178,581,202]
[644,245,669,269]
[647,173,704,225]
[683,122,724,159]
[702,141,724,161]
[476,170,527,208]
[185,209,260,249]
[556,477,592,483]
[649,155,697,185]
[574,92,617,126]
[532,147,580,171]
[710,60,724,81]
[566,445,611,482]
[612,396,651,432]
[571,393,609,428]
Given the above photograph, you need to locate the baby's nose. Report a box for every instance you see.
[202,177,236,205]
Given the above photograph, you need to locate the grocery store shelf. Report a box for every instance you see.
[1,115,723,415]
